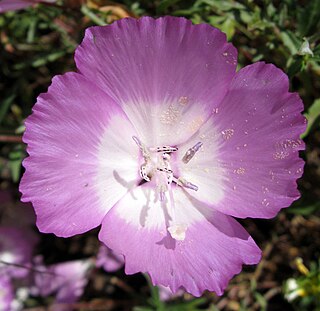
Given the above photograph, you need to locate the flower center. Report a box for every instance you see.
[132,136,202,241]
[132,136,200,196]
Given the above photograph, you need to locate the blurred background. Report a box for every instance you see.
[0,0,319,310]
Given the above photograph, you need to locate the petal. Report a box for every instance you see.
[75,16,237,146]
[177,62,305,218]
[99,186,261,296]
[20,72,140,237]
[35,259,92,303]
[0,226,37,278]
[96,244,124,272]
[0,0,33,12]
[0,276,14,310]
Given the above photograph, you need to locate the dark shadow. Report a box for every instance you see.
[156,233,176,250]
[113,170,138,200]
[139,187,151,227]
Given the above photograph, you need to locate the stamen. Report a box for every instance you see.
[140,164,150,182]
[132,136,149,158]
[150,146,178,153]
[167,224,188,241]
[158,184,167,202]
[132,135,143,149]
[157,168,173,185]
[182,142,203,164]
[175,177,199,191]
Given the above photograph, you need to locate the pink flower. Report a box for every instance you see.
[0,0,55,13]
[158,285,184,301]
[0,227,37,279]
[96,244,124,273]
[0,277,14,311]
[20,17,305,296]
[33,258,93,308]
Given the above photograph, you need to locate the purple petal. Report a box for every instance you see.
[0,276,14,311]
[20,72,140,237]
[0,226,37,278]
[99,187,261,296]
[0,0,33,12]
[75,17,237,146]
[34,259,92,304]
[0,0,55,13]
[177,62,305,218]
[96,244,124,272]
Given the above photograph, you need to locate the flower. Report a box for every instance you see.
[33,257,93,309]
[20,17,306,296]
[0,226,37,310]
[158,285,184,302]
[0,276,14,311]
[0,227,37,278]
[96,244,124,273]
[0,0,55,13]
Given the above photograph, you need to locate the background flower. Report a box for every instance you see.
[96,244,124,273]
[0,0,55,13]
[33,257,93,308]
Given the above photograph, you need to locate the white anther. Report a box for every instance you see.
[140,165,150,182]
[162,153,171,161]
[132,136,149,159]
[182,142,203,164]
[132,136,143,148]
[150,146,178,153]
[167,224,188,241]
[175,177,198,191]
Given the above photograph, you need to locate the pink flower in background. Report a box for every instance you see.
[0,0,55,13]
[0,226,37,310]
[96,244,124,273]
[0,227,37,278]
[20,17,306,296]
[158,285,184,302]
[33,258,93,309]
[0,277,14,311]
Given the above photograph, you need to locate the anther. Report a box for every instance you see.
[182,142,203,164]
[150,146,178,153]
[140,165,150,182]
[132,136,149,158]
[132,136,143,149]
[167,224,188,241]
[175,177,198,191]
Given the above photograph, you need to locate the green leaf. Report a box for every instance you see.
[287,202,320,216]
[156,0,183,15]
[9,145,24,182]
[280,31,301,55]
[144,275,166,311]
[167,298,207,311]
[254,292,267,311]
[301,99,320,139]
[133,307,154,311]
[219,17,236,40]
[31,50,66,67]
[0,94,16,125]
[297,0,320,37]
[287,56,303,78]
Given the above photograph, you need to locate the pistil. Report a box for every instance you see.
[182,141,203,164]
[132,136,200,240]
